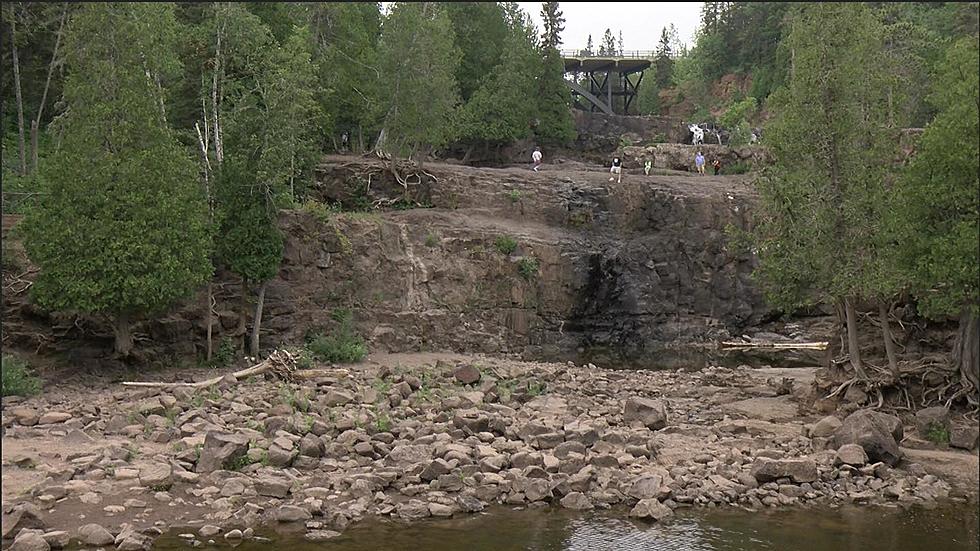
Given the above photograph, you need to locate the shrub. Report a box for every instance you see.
[925,423,950,445]
[425,232,439,247]
[518,256,539,280]
[722,161,751,175]
[495,235,518,255]
[1,355,42,397]
[507,190,522,203]
[306,309,367,364]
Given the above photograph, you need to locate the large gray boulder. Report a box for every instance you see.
[831,409,904,466]
[623,397,668,430]
[749,458,818,483]
[914,407,950,438]
[629,499,674,521]
[196,432,250,473]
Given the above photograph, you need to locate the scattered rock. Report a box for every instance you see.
[950,425,979,450]
[1,504,46,540]
[305,530,341,542]
[323,389,354,407]
[559,492,593,510]
[199,526,221,537]
[396,500,431,521]
[40,531,69,549]
[37,412,71,425]
[77,524,114,546]
[914,407,950,437]
[138,462,172,489]
[9,532,49,551]
[623,397,668,430]
[196,432,250,473]
[750,458,818,483]
[832,409,903,467]
[834,444,868,467]
[629,499,674,521]
[274,506,312,523]
[453,365,481,385]
[810,416,842,438]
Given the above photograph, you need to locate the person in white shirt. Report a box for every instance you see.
[532,147,542,172]
[609,155,622,183]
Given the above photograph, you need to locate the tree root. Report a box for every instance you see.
[122,349,299,388]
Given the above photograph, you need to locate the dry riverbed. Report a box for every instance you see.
[2,353,978,550]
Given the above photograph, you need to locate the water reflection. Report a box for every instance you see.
[153,504,979,551]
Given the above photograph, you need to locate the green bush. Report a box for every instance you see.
[306,309,367,364]
[925,423,950,445]
[722,161,752,175]
[495,235,518,255]
[507,190,522,203]
[518,256,539,280]
[2,355,42,397]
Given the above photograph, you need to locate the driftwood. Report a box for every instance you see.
[121,349,352,389]
[721,341,828,350]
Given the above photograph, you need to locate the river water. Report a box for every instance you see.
[153,502,979,550]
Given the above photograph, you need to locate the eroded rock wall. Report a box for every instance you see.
[1,156,769,366]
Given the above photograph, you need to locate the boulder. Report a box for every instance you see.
[452,410,490,434]
[1,504,45,540]
[298,434,324,458]
[420,459,452,482]
[950,425,979,451]
[323,389,354,407]
[627,475,664,500]
[914,407,950,438]
[831,409,903,466]
[196,432,250,473]
[274,506,312,523]
[396,500,431,521]
[9,532,49,551]
[749,458,818,483]
[37,412,71,425]
[116,534,151,551]
[255,475,291,498]
[266,445,297,467]
[623,397,668,430]
[629,499,674,521]
[77,524,114,546]
[833,444,868,467]
[40,531,69,549]
[559,492,593,510]
[453,365,481,385]
[138,463,172,489]
[810,416,842,438]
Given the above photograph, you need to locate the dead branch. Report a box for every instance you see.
[122,349,298,389]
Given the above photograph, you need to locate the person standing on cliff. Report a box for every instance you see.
[532,147,543,172]
[644,159,652,176]
[695,151,705,175]
[609,155,623,183]
[712,158,721,175]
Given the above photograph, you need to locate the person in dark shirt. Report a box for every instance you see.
[712,159,721,175]
[609,155,623,183]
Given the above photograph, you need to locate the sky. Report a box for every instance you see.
[516,2,704,52]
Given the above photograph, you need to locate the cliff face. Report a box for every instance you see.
[1,155,770,367]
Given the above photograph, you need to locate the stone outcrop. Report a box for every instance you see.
[831,410,904,467]
[622,143,772,173]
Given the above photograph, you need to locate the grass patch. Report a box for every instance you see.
[1,355,42,397]
[518,256,539,280]
[301,199,338,223]
[721,161,751,175]
[507,190,522,203]
[925,423,950,445]
[305,309,367,364]
[425,232,439,248]
[495,235,518,255]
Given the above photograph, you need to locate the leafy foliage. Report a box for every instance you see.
[21,3,211,354]
[305,309,367,364]
[1,355,42,397]
[495,235,518,255]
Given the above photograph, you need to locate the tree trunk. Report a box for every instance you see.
[205,281,214,361]
[249,280,268,358]
[113,312,134,357]
[238,278,248,340]
[10,13,27,176]
[953,308,979,403]
[30,3,66,174]
[878,300,900,381]
[844,297,868,379]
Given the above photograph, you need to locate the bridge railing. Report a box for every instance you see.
[561,49,679,60]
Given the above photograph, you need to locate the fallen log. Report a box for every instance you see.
[721,341,828,350]
[121,349,299,388]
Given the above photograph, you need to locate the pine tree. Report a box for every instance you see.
[585,34,594,55]
[376,2,460,160]
[655,27,674,88]
[535,46,576,146]
[892,36,979,399]
[748,3,898,380]
[539,2,564,50]
[446,2,509,102]
[21,3,211,357]
[600,28,616,55]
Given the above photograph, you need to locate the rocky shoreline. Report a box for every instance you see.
[2,353,978,550]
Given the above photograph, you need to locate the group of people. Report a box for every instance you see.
[694,151,723,175]
[532,147,723,180]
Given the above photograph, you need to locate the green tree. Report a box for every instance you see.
[308,2,382,152]
[539,1,564,49]
[892,36,979,400]
[654,26,675,89]
[375,2,460,160]
[535,46,576,146]
[21,2,211,357]
[748,3,898,380]
[599,28,616,56]
[445,2,509,102]
[455,5,539,155]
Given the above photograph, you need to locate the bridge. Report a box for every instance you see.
[561,50,672,115]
